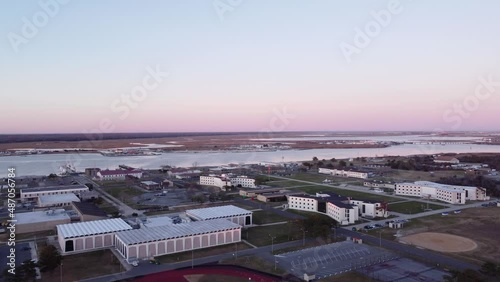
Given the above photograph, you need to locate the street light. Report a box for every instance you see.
[379,230,383,247]
[269,234,276,253]
[300,228,307,246]
[191,249,194,269]
[60,262,63,282]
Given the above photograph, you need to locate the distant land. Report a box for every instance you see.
[0,131,499,152]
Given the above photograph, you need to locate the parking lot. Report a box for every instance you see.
[275,241,397,279]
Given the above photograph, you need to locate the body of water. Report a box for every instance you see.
[2,143,500,177]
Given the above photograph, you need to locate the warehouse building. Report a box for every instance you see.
[114,219,241,261]
[57,218,132,254]
[17,209,71,234]
[71,201,109,222]
[395,181,490,204]
[20,184,89,202]
[37,193,81,208]
[318,168,370,179]
[186,205,253,226]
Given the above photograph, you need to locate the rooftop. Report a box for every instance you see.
[414,181,476,191]
[16,209,70,224]
[186,205,252,220]
[20,184,89,194]
[57,218,132,239]
[38,194,81,205]
[142,216,173,228]
[115,218,240,245]
[99,169,141,176]
[141,181,158,185]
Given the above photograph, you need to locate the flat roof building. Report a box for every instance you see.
[114,219,241,261]
[20,184,89,202]
[71,201,108,222]
[57,218,132,254]
[37,193,81,208]
[17,209,71,234]
[186,205,253,226]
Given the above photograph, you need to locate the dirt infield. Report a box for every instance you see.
[400,232,478,253]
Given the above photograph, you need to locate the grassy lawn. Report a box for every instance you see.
[102,185,145,208]
[245,224,292,247]
[156,242,250,264]
[388,201,446,214]
[221,255,286,276]
[97,201,120,215]
[252,210,289,225]
[263,176,400,203]
[378,169,465,182]
[40,249,122,282]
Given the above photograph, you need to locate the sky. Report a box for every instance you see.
[1,0,499,134]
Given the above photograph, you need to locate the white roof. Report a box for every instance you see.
[57,218,132,239]
[414,181,476,192]
[141,181,158,185]
[16,209,70,224]
[186,205,252,220]
[115,218,240,245]
[142,216,173,228]
[38,194,80,205]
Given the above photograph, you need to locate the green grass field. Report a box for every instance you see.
[245,224,292,247]
[252,210,289,225]
[388,201,446,214]
[156,242,250,264]
[40,249,122,282]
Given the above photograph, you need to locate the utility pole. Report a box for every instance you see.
[269,234,276,253]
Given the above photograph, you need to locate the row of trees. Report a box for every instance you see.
[2,245,62,282]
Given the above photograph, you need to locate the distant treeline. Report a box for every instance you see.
[437,175,500,197]
[457,155,500,170]
[0,132,250,144]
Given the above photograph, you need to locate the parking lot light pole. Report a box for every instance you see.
[269,234,276,253]
[379,230,383,247]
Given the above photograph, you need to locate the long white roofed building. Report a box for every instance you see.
[395,181,489,204]
[114,219,241,261]
[186,205,253,226]
[57,218,132,254]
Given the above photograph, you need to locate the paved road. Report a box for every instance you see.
[75,175,142,217]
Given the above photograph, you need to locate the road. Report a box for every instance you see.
[74,175,142,217]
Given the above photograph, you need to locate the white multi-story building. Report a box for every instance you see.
[318,168,369,179]
[287,193,386,225]
[395,181,489,204]
[20,185,89,202]
[97,169,143,180]
[199,175,231,188]
[229,176,256,188]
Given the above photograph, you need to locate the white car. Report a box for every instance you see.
[131,261,139,267]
